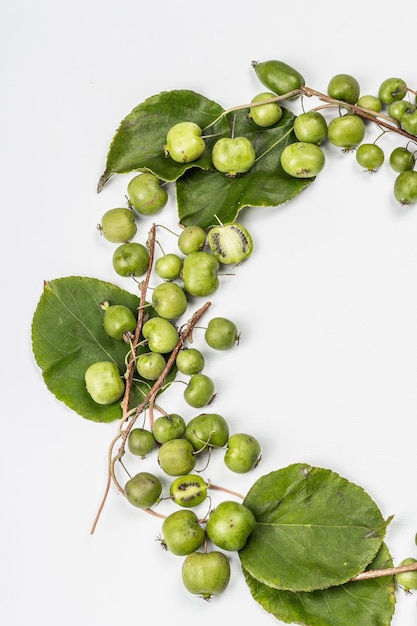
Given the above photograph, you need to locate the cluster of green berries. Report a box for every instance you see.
[250,61,417,205]
[85,177,262,600]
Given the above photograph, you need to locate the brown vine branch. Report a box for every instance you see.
[90,293,213,534]
[351,560,417,582]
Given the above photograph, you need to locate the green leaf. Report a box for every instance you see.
[243,542,396,626]
[97,90,229,190]
[31,276,158,423]
[240,463,388,592]
[176,107,313,229]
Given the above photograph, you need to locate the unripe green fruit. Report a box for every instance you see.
[388,100,410,121]
[158,438,196,476]
[152,413,186,444]
[124,472,162,509]
[162,510,205,555]
[155,253,183,280]
[293,111,328,145]
[207,222,253,265]
[327,73,360,105]
[280,141,325,178]
[99,208,137,243]
[205,317,238,350]
[127,428,156,457]
[389,146,416,173]
[400,108,417,136]
[127,173,168,215]
[183,373,215,408]
[224,433,261,473]
[151,281,188,319]
[142,317,179,353]
[357,94,382,113]
[206,500,256,551]
[355,143,385,172]
[182,551,231,599]
[249,92,283,127]
[395,558,417,591]
[170,474,209,507]
[165,121,206,163]
[327,114,365,150]
[378,77,407,104]
[136,352,166,380]
[394,170,417,205]
[176,348,205,375]
[85,361,125,405]
[182,251,219,297]
[185,412,229,451]
[103,303,137,340]
[252,59,305,96]
[212,136,256,176]
[177,225,207,254]
[112,242,150,277]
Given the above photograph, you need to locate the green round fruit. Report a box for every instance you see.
[136,352,166,380]
[142,317,179,353]
[389,146,416,173]
[395,558,417,591]
[151,281,188,319]
[249,91,283,127]
[183,374,215,408]
[327,114,365,150]
[124,472,162,509]
[393,170,417,205]
[112,242,150,277]
[293,111,328,145]
[212,136,256,176]
[162,510,205,555]
[357,94,382,113]
[85,361,125,405]
[99,208,137,243]
[378,77,407,104]
[252,59,305,96]
[155,253,183,280]
[182,251,219,297]
[177,225,207,254]
[327,73,360,104]
[176,348,205,375]
[181,551,231,599]
[400,108,417,136]
[355,143,385,172]
[158,438,196,476]
[152,413,186,444]
[224,433,261,473]
[127,173,168,215]
[127,428,156,457]
[170,474,209,507]
[388,100,410,121]
[280,141,325,178]
[103,303,137,340]
[185,412,229,451]
[207,222,253,265]
[164,121,206,163]
[205,317,238,350]
[206,500,256,551]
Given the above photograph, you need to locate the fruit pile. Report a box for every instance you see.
[31,58,417,624]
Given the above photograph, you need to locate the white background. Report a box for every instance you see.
[2,1,417,624]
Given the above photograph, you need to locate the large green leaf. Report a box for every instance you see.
[243,542,396,626]
[176,107,314,229]
[31,276,163,423]
[97,90,229,190]
[240,464,388,592]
